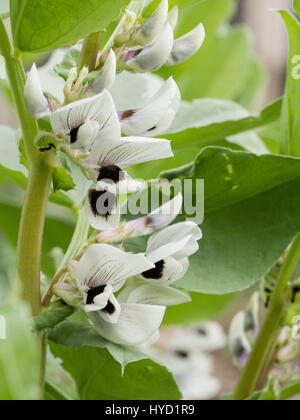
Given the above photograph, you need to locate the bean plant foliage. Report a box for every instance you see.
[0,0,300,402]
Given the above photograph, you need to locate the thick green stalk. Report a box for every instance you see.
[233,232,300,400]
[0,18,54,316]
[78,31,102,71]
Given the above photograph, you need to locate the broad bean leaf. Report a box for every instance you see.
[0,293,41,400]
[127,147,300,294]
[48,320,147,370]
[49,340,181,400]
[171,147,300,294]
[164,292,233,325]
[279,10,300,156]
[11,0,131,52]
[164,98,282,148]
[33,304,75,332]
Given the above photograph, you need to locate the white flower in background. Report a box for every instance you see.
[85,135,173,230]
[90,50,117,94]
[96,193,183,243]
[24,64,52,119]
[229,311,252,367]
[161,322,227,353]
[167,24,206,66]
[132,0,169,45]
[124,23,174,73]
[119,77,180,137]
[140,221,202,285]
[145,322,227,400]
[229,292,260,366]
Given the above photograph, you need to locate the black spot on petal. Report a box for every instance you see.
[233,339,245,359]
[97,165,125,184]
[142,260,165,280]
[120,109,136,120]
[70,125,83,144]
[147,125,157,132]
[102,300,115,315]
[197,328,207,337]
[86,285,106,305]
[89,189,117,220]
[175,350,189,359]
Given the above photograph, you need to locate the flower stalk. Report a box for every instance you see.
[0,18,54,316]
[233,232,300,400]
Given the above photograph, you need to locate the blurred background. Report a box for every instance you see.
[0,0,294,400]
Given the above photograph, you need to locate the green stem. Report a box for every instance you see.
[233,232,300,400]
[39,331,47,400]
[280,380,300,400]
[78,31,103,71]
[0,18,54,316]
[0,17,54,399]
[42,208,89,307]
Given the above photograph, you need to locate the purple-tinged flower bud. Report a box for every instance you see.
[96,194,183,243]
[167,23,205,66]
[124,23,174,73]
[133,0,169,46]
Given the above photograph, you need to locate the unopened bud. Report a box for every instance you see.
[124,23,174,73]
[167,23,205,66]
[133,0,169,45]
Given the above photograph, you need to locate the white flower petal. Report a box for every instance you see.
[76,243,154,291]
[88,302,165,346]
[120,77,180,137]
[141,256,184,285]
[168,6,179,30]
[133,0,169,45]
[125,23,174,73]
[97,294,121,324]
[50,89,120,146]
[73,120,99,152]
[177,257,190,279]
[85,188,120,231]
[147,193,183,229]
[119,283,191,306]
[90,136,173,168]
[147,234,194,263]
[167,23,206,66]
[82,283,114,313]
[24,64,51,119]
[96,170,144,195]
[91,50,116,93]
[147,222,202,258]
